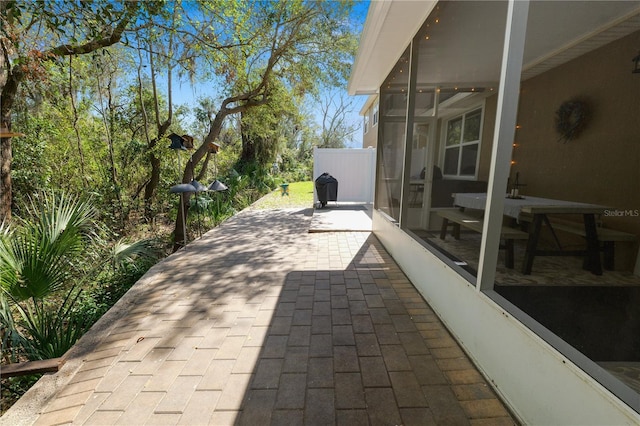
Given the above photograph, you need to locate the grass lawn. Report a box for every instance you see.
[250,181,315,209]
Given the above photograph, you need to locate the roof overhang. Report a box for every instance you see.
[347,1,437,95]
[359,94,378,116]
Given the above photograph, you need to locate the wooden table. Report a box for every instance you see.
[453,193,608,275]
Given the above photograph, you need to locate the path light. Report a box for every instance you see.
[207,145,228,192]
[208,180,228,192]
[170,183,197,248]
[205,149,228,236]
[169,183,197,193]
[190,179,207,192]
[189,180,208,238]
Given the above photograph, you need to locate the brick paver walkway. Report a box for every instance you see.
[3,208,516,425]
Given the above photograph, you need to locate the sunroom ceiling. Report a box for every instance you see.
[349,1,640,95]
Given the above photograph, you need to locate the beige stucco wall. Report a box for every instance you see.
[512,30,640,269]
[363,122,378,148]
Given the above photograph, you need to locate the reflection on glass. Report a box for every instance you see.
[443,147,460,175]
[375,47,409,222]
[463,110,482,142]
[404,0,640,408]
[400,0,503,278]
[460,145,478,176]
[443,109,482,178]
[446,118,462,146]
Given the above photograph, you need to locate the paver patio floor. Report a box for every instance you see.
[2,208,516,425]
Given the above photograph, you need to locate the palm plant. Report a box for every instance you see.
[0,294,29,363]
[0,192,160,361]
[0,192,97,302]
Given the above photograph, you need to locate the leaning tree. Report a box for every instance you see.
[169,0,357,250]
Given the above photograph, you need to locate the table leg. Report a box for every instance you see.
[603,241,615,270]
[583,213,603,275]
[439,218,449,240]
[542,215,563,250]
[504,239,515,269]
[522,214,544,275]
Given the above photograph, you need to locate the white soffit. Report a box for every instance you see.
[522,3,640,80]
[349,1,640,94]
[348,0,437,95]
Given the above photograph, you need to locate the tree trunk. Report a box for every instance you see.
[171,90,270,251]
[0,70,23,223]
[141,36,173,220]
[69,56,88,186]
[172,112,227,251]
[144,152,161,220]
[0,135,12,223]
[239,129,258,171]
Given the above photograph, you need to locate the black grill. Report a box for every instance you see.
[315,173,338,208]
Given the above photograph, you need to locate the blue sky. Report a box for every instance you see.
[170,1,370,149]
[346,1,371,147]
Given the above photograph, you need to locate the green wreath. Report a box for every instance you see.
[555,100,590,143]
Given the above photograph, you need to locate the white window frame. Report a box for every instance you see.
[440,105,484,179]
[372,102,379,126]
[364,113,370,134]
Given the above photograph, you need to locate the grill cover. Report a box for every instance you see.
[315,173,338,207]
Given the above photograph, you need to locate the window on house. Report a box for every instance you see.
[373,103,379,126]
[442,108,482,177]
[364,114,370,134]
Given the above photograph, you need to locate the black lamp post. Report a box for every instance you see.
[168,133,228,245]
[170,183,197,247]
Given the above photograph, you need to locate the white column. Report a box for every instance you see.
[477,0,530,291]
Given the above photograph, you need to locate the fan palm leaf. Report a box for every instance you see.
[13,288,87,360]
[0,192,98,302]
[109,238,161,272]
[0,293,29,363]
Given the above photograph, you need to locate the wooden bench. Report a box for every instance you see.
[437,208,529,268]
[548,219,638,270]
[0,357,65,379]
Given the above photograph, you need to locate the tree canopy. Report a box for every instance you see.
[1,0,361,247]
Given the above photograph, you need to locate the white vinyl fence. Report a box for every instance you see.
[313,147,376,204]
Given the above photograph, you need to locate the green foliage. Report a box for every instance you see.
[0,192,98,302]
[0,192,161,363]
[189,192,237,228]
[0,375,40,416]
[71,260,152,332]
[7,0,361,236]
[0,295,28,363]
[109,239,161,274]
[13,290,87,360]
[249,181,315,210]
[278,147,313,182]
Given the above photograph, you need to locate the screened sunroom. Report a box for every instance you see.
[349,1,640,423]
